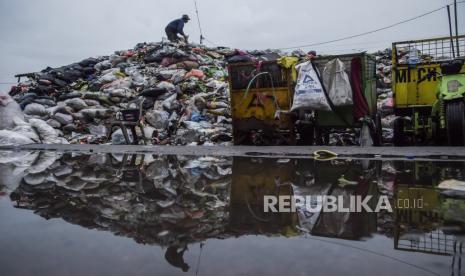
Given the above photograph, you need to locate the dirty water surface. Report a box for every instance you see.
[0,150,464,276]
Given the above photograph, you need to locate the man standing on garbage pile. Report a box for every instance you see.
[165,14,190,43]
[307,50,317,60]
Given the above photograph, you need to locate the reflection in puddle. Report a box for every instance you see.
[1,150,465,275]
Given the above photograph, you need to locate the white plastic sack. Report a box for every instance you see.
[162,93,178,111]
[99,68,120,83]
[64,98,88,111]
[12,123,40,142]
[157,81,176,91]
[292,61,330,111]
[292,183,332,232]
[27,151,60,174]
[29,118,61,144]
[111,128,133,145]
[0,91,25,130]
[322,58,353,106]
[24,103,48,117]
[0,130,33,146]
[145,110,169,130]
[143,125,157,140]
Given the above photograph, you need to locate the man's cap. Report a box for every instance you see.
[182,14,190,21]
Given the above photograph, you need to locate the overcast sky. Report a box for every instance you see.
[0,0,464,91]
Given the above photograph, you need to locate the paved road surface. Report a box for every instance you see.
[1,144,465,160]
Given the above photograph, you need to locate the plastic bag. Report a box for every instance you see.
[0,130,33,145]
[29,118,61,144]
[162,93,178,111]
[24,103,48,117]
[12,123,40,142]
[111,128,133,145]
[157,81,176,91]
[64,98,88,111]
[52,113,73,125]
[185,69,205,79]
[292,183,332,232]
[145,110,169,129]
[292,61,330,111]
[322,58,353,106]
[0,91,25,130]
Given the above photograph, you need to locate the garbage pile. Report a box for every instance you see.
[395,46,438,65]
[6,41,251,145]
[3,39,402,146]
[10,152,232,246]
[374,49,395,143]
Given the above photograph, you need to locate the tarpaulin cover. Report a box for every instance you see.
[350,57,369,121]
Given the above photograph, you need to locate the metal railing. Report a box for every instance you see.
[393,35,465,65]
[395,228,457,255]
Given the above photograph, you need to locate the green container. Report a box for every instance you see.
[313,53,377,128]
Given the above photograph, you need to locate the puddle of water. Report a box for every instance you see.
[0,150,464,276]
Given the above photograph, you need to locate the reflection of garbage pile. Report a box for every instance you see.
[9,151,464,257]
[0,150,60,195]
[10,152,232,246]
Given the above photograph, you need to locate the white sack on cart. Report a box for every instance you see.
[322,58,353,106]
[291,61,331,111]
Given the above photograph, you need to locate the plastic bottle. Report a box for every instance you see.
[408,47,419,65]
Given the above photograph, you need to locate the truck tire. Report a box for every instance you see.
[393,118,405,146]
[446,101,465,146]
[431,117,444,146]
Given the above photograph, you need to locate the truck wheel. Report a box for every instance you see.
[446,101,465,146]
[431,117,443,145]
[393,118,405,146]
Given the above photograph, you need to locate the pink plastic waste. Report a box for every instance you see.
[185,69,204,79]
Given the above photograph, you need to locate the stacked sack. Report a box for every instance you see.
[7,42,254,145]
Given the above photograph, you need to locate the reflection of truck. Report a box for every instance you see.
[393,160,465,255]
[391,35,465,145]
[229,157,379,239]
[229,157,298,235]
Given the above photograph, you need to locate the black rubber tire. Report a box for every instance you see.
[431,117,444,146]
[393,118,405,146]
[446,101,465,146]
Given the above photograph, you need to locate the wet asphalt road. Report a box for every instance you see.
[1,144,465,160]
